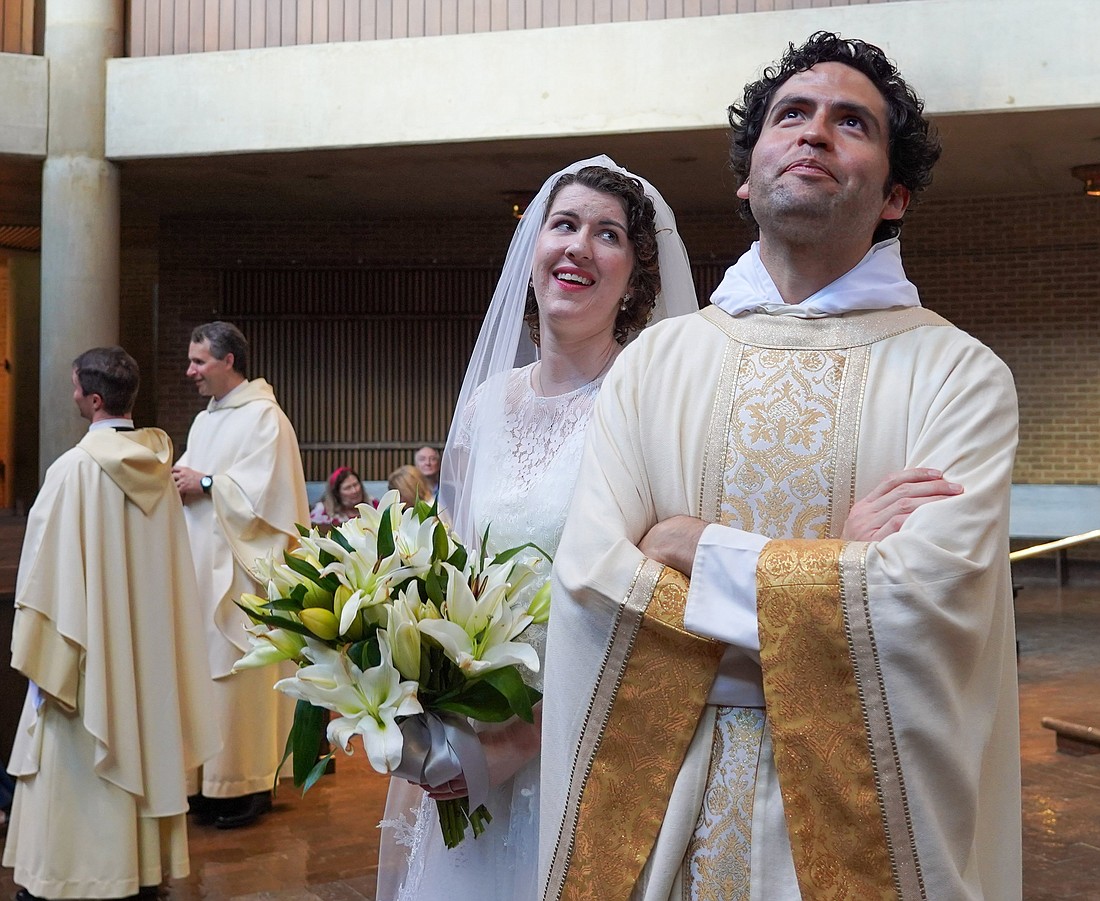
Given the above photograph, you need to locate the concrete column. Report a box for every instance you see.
[39,0,123,478]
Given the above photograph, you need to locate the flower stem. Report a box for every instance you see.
[435,798,493,849]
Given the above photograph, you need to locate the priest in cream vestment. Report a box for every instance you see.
[173,321,309,826]
[539,35,1020,901]
[4,347,220,898]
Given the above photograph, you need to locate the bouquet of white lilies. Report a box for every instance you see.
[233,489,549,848]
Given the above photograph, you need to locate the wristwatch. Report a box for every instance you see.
[200,475,214,494]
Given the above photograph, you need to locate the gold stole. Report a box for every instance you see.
[546,562,724,901]
[757,539,899,900]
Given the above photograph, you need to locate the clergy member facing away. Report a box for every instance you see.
[171,321,309,829]
[3,346,220,900]
[540,32,1021,901]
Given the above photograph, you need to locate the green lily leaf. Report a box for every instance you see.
[377,505,396,559]
[250,611,317,639]
[302,752,336,793]
[347,635,381,671]
[447,545,468,573]
[283,552,340,593]
[268,597,305,612]
[327,527,354,554]
[434,679,515,722]
[432,521,450,563]
[482,666,538,723]
[290,700,326,787]
[425,568,445,607]
[295,523,310,537]
[490,541,552,567]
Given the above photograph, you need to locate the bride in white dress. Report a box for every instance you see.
[375,156,700,901]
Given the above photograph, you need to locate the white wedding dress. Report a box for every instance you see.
[379,363,603,901]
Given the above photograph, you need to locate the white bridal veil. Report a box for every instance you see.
[438,154,699,545]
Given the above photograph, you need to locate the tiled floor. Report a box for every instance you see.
[1,532,1098,899]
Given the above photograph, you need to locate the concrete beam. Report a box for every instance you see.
[105,0,1099,160]
[0,53,48,158]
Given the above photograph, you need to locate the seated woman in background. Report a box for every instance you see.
[310,466,369,528]
[387,464,432,508]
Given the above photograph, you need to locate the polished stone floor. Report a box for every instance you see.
[1,557,1098,900]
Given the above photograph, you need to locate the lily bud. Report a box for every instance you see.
[388,622,422,681]
[526,581,551,624]
[299,579,335,610]
[238,593,267,617]
[333,584,354,619]
[299,607,340,641]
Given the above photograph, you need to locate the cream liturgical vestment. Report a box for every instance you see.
[178,377,309,797]
[540,243,1021,901]
[3,427,220,899]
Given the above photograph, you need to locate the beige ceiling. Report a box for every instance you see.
[2,106,1098,228]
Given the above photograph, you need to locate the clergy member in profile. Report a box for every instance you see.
[3,346,220,900]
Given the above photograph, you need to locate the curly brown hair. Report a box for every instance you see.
[728,31,942,242]
[524,166,661,346]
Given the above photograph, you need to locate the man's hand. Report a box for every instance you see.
[171,465,204,501]
[639,515,708,577]
[843,468,962,541]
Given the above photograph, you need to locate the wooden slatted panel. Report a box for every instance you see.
[220,264,713,481]
[0,0,35,54]
[221,268,491,480]
[128,0,916,55]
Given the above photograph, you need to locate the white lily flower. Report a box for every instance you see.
[232,623,306,672]
[417,563,540,675]
[273,637,422,774]
[390,506,438,577]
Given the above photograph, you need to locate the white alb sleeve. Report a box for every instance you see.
[684,523,769,651]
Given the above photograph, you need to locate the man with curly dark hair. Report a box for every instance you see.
[542,33,1020,901]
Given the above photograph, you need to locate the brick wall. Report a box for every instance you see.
[136,191,1100,486]
[903,193,1100,485]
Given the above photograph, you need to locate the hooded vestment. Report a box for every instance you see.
[178,377,309,797]
[4,427,220,898]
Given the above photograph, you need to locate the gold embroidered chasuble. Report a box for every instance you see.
[541,306,1021,901]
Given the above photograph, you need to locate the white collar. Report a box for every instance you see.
[710,237,921,319]
[88,418,135,432]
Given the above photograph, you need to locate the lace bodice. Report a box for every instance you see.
[456,363,602,688]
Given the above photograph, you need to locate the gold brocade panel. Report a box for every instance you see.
[557,567,725,901]
[718,346,846,540]
[757,540,896,901]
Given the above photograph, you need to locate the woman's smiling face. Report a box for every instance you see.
[531,184,635,344]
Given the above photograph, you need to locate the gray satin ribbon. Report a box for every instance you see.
[393,712,490,810]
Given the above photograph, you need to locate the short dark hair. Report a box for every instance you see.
[728,31,942,242]
[191,321,249,376]
[72,346,140,416]
[524,165,662,346]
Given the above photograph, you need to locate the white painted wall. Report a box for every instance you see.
[0,53,48,157]
[103,0,1098,160]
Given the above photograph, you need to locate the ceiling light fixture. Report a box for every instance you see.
[503,191,535,220]
[1071,164,1100,197]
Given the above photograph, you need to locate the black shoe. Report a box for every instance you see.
[187,793,218,825]
[15,889,45,901]
[214,790,272,829]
